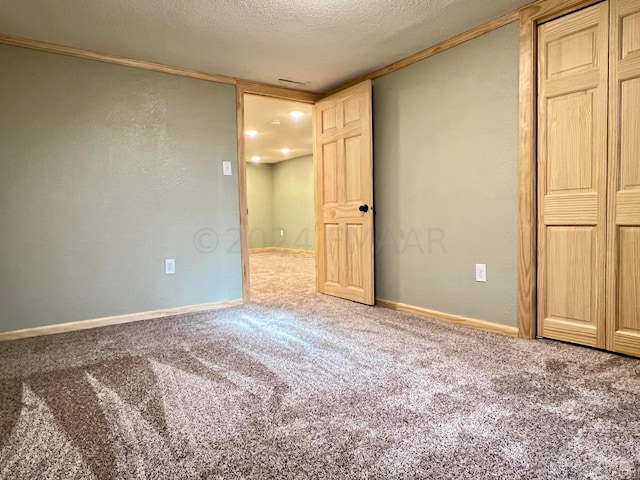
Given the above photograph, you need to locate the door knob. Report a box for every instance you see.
[359,204,369,213]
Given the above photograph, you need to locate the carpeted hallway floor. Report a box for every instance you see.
[1,252,639,479]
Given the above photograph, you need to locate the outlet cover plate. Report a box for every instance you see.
[475,263,486,282]
[165,258,176,275]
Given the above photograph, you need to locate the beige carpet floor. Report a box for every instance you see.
[0,252,639,479]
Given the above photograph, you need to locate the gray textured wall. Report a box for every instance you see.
[246,163,275,248]
[273,155,315,251]
[372,23,520,326]
[0,45,242,332]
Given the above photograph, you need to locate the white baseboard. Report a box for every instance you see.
[0,299,244,342]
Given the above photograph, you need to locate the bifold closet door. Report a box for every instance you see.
[607,0,640,356]
[537,3,609,348]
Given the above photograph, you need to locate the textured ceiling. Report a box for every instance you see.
[0,0,532,92]
[244,95,313,164]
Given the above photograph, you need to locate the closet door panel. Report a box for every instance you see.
[608,0,640,356]
[538,2,609,348]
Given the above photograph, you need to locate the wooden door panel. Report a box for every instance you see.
[608,0,640,355]
[344,97,362,127]
[546,228,594,324]
[618,228,640,331]
[616,192,640,223]
[315,80,374,305]
[620,78,640,189]
[324,224,341,285]
[622,10,640,59]
[537,3,608,348]
[321,108,337,133]
[547,30,598,79]
[543,193,598,224]
[546,91,595,193]
[539,319,599,347]
[346,224,364,289]
[322,143,339,204]
[345,136,363,203]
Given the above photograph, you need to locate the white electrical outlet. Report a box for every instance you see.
[222,161,232,176]
[475,264,487,282]
[280,229,284,236]
[165,259,176,275]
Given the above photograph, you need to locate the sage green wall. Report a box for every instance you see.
[246,155,314,251]
[273,155,315,251]
[0,45,242,332]
[246,163,275,248]
[372,22,519,327]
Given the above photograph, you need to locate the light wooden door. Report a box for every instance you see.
[537,3,609,348]
[607,0,640,356]
[314,80,374,305]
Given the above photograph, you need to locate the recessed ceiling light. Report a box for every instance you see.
[250,156,261,162]
[289,111,305,119]
[281,148,291,155]
[269,120,281,126]
[245,130,258,137]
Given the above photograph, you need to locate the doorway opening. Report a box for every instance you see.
[242,93,315,298]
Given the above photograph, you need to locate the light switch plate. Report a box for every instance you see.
[475,263,487,282]
[222,161,232,176]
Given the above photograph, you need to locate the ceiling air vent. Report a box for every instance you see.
[278,78,311,87]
